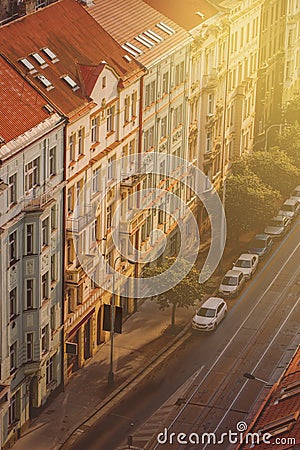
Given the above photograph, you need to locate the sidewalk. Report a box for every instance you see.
[14,299,194,450]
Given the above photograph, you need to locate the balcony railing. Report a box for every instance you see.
[66,209,94,233]
[22,186,53,211]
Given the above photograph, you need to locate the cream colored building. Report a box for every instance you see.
[283,0,300,102]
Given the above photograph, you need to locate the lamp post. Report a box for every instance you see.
[264,123,290,151]
[108,255,134,387]
[243,372,268,384]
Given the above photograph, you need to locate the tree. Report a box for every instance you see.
[283,94,300,124]
[276,123,300,168]
[142,257,204,326]
[246,147,300,196]
[225,170,280,242]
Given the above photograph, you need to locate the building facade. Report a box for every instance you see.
[0,56,65,448]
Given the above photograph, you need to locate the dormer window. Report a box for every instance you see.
[19,58,36,73]
[62,75,79,91]
[42,47,59,63]
[31,52,48,68]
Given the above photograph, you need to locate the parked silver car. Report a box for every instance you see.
[264,215,291,238]
[218,269,245,298]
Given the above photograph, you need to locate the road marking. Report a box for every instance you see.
[202,294,300,450]
[152,239,300,449]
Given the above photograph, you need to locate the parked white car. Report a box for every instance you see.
[218,269,245,298]
[232,253,259,280]
[278,198,300,220]
[291,185,300,202]
[192,297,227,332]
[264,215,291,238]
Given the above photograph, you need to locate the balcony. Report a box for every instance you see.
[202,69,218,88]
[22,185,53,211]
[66,209,94,233]
[120,173,145,188]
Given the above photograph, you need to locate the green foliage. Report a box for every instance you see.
[142,257,204,325]
[283,94,300,124]
[276,123,300,168]
[246,147,300,196]
[225,170,279,236]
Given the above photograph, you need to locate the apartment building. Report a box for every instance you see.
[0,0,145,382]
[85,0,196,263]
[0,55,65,448]
[283,0,300,103]
[254,0,287,149]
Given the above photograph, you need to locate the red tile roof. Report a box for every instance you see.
[0,55,52,144]
[0,0,144,117]
[142,0,219,31]
[79,63,105,97]
[86,0,191,68]
[240,349,300,449]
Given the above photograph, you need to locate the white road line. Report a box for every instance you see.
[153,240,300,450]
[202,294,300,450]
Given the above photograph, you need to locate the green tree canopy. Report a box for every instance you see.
[276,123,300,168]
[142,257,204,326]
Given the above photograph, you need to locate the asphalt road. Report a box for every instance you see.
[68,220,300,450]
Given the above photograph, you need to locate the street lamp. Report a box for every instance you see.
[108,255,134,387]
[264,123,290,151]
[243,372,268,384]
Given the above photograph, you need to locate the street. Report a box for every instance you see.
[67,220,300,450]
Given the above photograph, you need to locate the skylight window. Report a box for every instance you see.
[156,22,176,35]
[124,42,143,55]
[138,34,155,47]
[37,74,53,90]
[20,58,36,72]
[62,75,79,91]
[121,44,138,57]
[123,55,132,62]
[135,35,153,49]
[145,29,163,42]
[42,47,59,63]
[31,52,48,67]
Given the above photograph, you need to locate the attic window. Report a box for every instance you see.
[144,29,163,42]
[274,381,300,404]
[42,104,54,114]
[37,74,53,90]
[123,42,143,55]
[196,11,205,19]
[135,34,155,48]
[0,136,5,144]
[42,47,59,63]
[156,22,176,35]
[62,75,79,91]
[31,52,48,68]
[20,58,36,73]
[258,411,299,437]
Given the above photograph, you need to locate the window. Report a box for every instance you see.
[10,342,17,373]
[106,106,115,133]
[51,254,56,282]
[42,272,49,300]
[67,239,74,265]
[91,116,99,143]
[46,356,54,385]
[175,62,184,85]
[208,93,214,114]
[92,168,100,193]
[42,218,49,247]
[9,288,17,319]
[102,76,106,89]
[32,52,47,66]
[26,333,33,361]
[50,305,56,331]
[161,116,167,139]
[145,80,156,107]
[51,206,57,231]
[42,47,58,62]
[26,224,34,254]
[49,146,56,176]
[26,279,34,309]
[131,91,137,117]
[41,325,48,353]
[25,158,39,192]
[67,186,75,213]
[124,96,130,123]
[8,392,18,426]
[143,126,154,151]
[9,231,17,263]
[162,71,169,95]
[78,128,84,155]
[106,204,112,229]
[8,173,17,206]
[173,105,182,129]
[107,156,115,180]
[170,234,177,256]
[69,134,75,162]
[206,132,212,153]
[62,75,78,91]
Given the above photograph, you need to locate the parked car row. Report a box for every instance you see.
[192,187,300,332]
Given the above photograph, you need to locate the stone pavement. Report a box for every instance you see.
[13,299,195,450]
